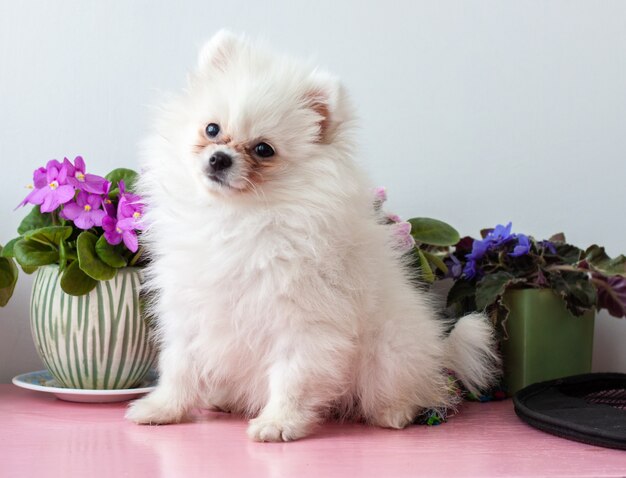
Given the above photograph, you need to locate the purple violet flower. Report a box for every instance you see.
[18,160,75,212]
[466,237,491,262]
[510,234,531,257]
[463,260,479,280]
[116,180,145,230]
[100,180,145,253]
[489,222,514,247]
[102,215,139,252]
[539,240,557,254]
[61,191,107,229]
[63,156,109,194]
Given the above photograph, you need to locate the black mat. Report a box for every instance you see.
[513,373,626,450]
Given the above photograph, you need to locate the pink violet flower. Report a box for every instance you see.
[102,215,139,252]
[391,221,416,251]
[63,156,109,194]
[374,186,387,203]
[18,160,75,212]
[117,180,145,230]
[61,191,107,230]
[386,213,403,223]
[101,180,144,253]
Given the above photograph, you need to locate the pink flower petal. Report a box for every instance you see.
[40,191,57,213]
[63,157,74,174]
[61,202,82,220]
[117,217,135,230]
[374,187,387,202]
[86,193,103,209]
[91,210,107,227]
[74,190,88,207]
[101,215,116,231]
[386,213,402,223]
[33,168,47,188]
[55,185,76,204]
[23,187,48,206]
[74,212,94,230]
[74,156,85,172]
[82,174,108,194]
[104,230,122,245]
[394,221,412,236]
[122,230,138,252]
[57,165,68,184]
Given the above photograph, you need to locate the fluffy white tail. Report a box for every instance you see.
[444,313,501,394]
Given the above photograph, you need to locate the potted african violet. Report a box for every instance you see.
[445,223,626,395]
[1,156,155,389]
[373,187,460,282]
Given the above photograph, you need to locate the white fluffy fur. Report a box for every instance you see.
[125,31,500,441]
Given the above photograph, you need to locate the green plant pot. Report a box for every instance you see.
[30,265,156,389]
[500,288,595,396]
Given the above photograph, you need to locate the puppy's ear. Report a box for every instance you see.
[197,29,243,72]
[304,72,349,144]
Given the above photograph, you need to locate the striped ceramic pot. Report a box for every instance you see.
[30,265,156,389]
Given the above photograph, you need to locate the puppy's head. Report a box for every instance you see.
[178,30,353,199]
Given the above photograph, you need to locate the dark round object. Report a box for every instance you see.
[206,123,220,138]
[514,373,626,450]
[254,142,275,158]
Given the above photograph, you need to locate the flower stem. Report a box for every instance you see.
[129,246,143,267]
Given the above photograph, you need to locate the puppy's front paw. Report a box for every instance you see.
[369,404,418,429]
[125,394,186,425]
[247,414,311,442]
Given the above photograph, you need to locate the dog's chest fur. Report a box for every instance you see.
[149,202,366,413]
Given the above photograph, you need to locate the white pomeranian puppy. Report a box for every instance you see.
[126,30,499,442]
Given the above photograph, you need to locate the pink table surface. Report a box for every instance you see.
[1,384,625,477]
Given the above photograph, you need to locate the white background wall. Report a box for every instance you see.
[1,1,625,382]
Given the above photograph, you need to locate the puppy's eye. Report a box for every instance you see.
[254,142,275,158]
[205,123,220,138]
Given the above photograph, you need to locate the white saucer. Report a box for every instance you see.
[12,370,157,403]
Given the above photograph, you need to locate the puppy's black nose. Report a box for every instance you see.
[208,151,232,172]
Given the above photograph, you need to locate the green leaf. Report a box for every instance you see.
[58,239,68,273]
[407,218,460,247]
[555,243,583,265]
[13,239,58,268]
[0,249,18,307]
[584,245,626,276]
[447,280,475,307]
[550,270,597,316]
[475,271,525,310]
[24,226,72,248]
[0,237,20,258]
[421,250,449,274]
[0,257,17,307]
[105,168,139,193]
[60,260,98,296]
[95,235,128,268]
[17,206,54,235]
[76,232,116,281]
[416,249,435,283]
